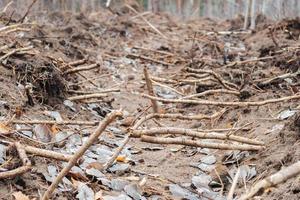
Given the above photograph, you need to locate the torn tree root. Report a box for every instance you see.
[41,110,122,200]
[68,93,108,101]
[11,119,98,126]
[142,94,300,107]
[186,67,239,90]
[132,127,264,146]
[0,142,31,179]
[144,67,159,113]
[239,161,300,200]
[63,63,99,74]
[1,140,73,161]
[141,135,263,151]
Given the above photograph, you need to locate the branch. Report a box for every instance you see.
[141,135,263,151]
[132,127,264,146]
[144,67,159,113]
[68,93,108,101]
[63,63,99,74]
[186,67,239,90]
[41,110,122,200]
[11,119,98,126]
[142,93,300,107]
[182,89,240,99]
[239,161,300,200]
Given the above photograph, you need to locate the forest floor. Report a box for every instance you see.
[0,3,299,200]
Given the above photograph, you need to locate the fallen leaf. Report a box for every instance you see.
[94,191,104,200]
[12,191,30,200]
[116,155,127,162]
[51,124,60,134]
[86,162,103,170]
[0,123,11,134]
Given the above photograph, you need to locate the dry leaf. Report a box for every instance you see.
[116,155,127,162]
[12,191,30,200]
[94,190,104,200]
[86,162,103,170]
[0,123,11,134]
[51,124,60,134]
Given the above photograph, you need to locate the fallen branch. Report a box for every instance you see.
[0,46,33,62]
[132,127,264,145]
[227,168,240,200]
[240,161,300,200]
[128,53,173,66]
[64,63,99,74]
[142,93,300,107]
[144,67,159,113]
[67,88,120,95]
[11,119,98,126]
[0,140,73,161]
[141,135,263,151]
[41,110,122,200]
[68,93,108,101]
[18,0,38,23]
[182,89,240,99]
[0,142,31,179]
[257,70,300,87]
[186,67,238,90]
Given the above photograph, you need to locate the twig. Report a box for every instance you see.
[102,135,130,171]
[151,79,185,96]
[67,88,120,95]
[10,119,98,126]
[41,110,122,200]
[182,89,240,99]
[239,161,300,200]
[186,67,238,90]
[128,53,173,66]
[141,136,263,151]
[257,70,300,87]
[1,1,13,13]
[0,140,73,161]
[18,0,38,23]
[0,46,33,62]
[142,93,300,107]
[193,127,251,132]
[0,142,31,179]
[63,63,99,74]
[144,67,159,113]
[126,4,167,39]
[68,93,108,101]
[227,168,240,200]
[150,76,177,84]
[132,127,264,145]
[68,58,87,66]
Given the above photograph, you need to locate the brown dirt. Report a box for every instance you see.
[0,5,299,200]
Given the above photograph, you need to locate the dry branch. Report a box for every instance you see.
[182,89,240,99]
[0,142,31,179]
[0,46,33,62]
[142,94,300,107]
[128,53,173,66]
[1,140,73,161]
[144,67,159,113]
[41,110,122,200]
[132,127,264,145]
[11,119,98,126]
[257,70,300,87]
[68,93,108,101]
[240,161,300,200]
[67,88,120,95]
[141,136,263,151]
[64,63,99,74]
[186,67,238,90]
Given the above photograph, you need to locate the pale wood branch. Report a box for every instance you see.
[240,161,300,200]
[132,127,263,146]
[142,93,300,107]
[141,135,263,151]
[41,110,122,200]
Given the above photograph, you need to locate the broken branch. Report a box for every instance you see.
[41,110,122,200]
